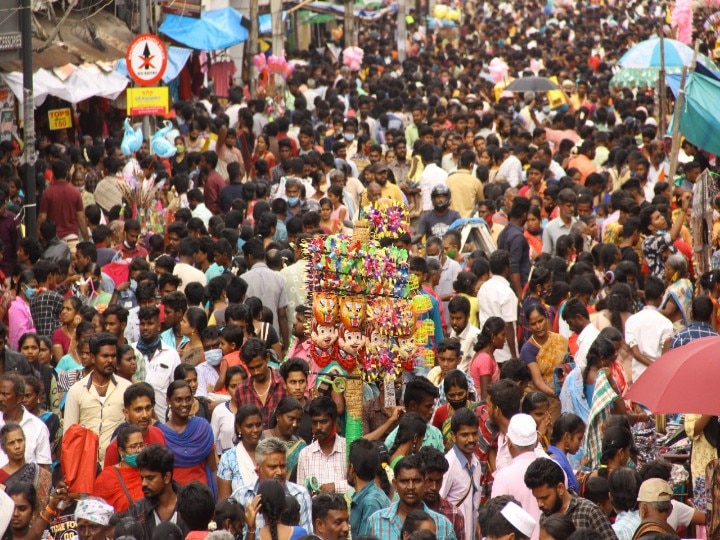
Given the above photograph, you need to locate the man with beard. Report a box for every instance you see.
[440,407,481,540]
[388,138,411,188]
[524,458,616,539]
[313,493,351,540]
[128,444,189,539]
[64,333,131,464]
[132,306,181,421]
[231,437,313,534]
[491,414,544,540]
[366,455,457,540]
[348,438,391,538]
[297,396,348,494]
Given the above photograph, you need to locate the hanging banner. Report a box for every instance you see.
[127,87,169,116]
[48,108,72,130]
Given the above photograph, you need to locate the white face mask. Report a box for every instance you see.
[205,348,223,366]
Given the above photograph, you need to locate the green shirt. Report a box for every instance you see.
[384,423,444,453]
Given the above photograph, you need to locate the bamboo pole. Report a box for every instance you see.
[668,42,700,182]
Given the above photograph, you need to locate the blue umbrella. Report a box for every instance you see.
[619,37,716,69]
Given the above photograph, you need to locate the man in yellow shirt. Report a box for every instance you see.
[447,151,483,218]
[360,163,404,206]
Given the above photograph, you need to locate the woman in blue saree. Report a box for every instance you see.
[158,380,217,497]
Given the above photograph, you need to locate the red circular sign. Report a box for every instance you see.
[126,34,168,86]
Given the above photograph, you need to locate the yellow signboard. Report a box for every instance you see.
[48,108,72,130]
[127,87,169,116]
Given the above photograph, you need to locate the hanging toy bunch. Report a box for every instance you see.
[253,53,294,105]
[303,207,433,453]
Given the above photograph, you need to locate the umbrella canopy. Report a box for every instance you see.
[504,76,560,92]
[625,336,720,414]
[610,67,685,89]
[620,37,713,69]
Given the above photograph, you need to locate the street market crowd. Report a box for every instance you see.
[1,0,720,539]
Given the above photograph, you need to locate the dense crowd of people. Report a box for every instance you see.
[0,0,719,539]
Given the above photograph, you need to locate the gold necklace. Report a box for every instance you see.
[92,379,110,389]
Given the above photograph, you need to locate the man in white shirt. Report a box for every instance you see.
[187,189,214,229]
[478,250,518,363]
[418,143,448,212]
[426,236,462,327]
[132,306,182,420]
[448,296,481,371]
[561,298,600,371]
[624,276,674,383]
[173,237,208,294]
[495,144,529,188]
[0,374,51,468]
[542,188,577,255]
[492,414,544,540]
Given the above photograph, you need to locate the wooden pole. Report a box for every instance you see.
[668,42,699,182]
[249,0,259,96]
[658,29,667,139]
[344,0,357,47]
[398,0,407,62]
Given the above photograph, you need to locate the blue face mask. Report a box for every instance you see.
[287,196,300,207]
[123,453,139,468]
[205,348,223,367]
[130,279,138,291]
[23,285,36,299]
[344,133,355,141]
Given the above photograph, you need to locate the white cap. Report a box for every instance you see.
[507,413,538,447]
[501,501,537,538]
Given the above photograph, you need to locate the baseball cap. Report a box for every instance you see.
[507,413,538,447]
[637,478,673,503]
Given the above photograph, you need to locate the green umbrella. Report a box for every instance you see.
[611,52,718,89]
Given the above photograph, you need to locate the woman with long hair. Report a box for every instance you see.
[116,344,138,382]
[5,481,38,540]
[158,381,217,497]
[173,363,211,421]
[519,267,553,345]
[452,271,480,327]
[432,370,478,450]
[0,424,52,509]
[700,269,720,329]
[8,270,36,351]
[216,404,263,500]
[388,413,427,468]
[579,424,634,496]
[23,376,60,466]
[179,307,208,366]
[251,134,277,174]
[560,337,646,468]
[245,297,283,358]
[524,206,544,260]
[51,297,83,364]
[592,283,634,334]
[522,392,552,449]
[55,321,95,372]
[547,413,586,492]
[519,304,568,420]
[263,397,306,481]
[660,253,693,331]
[245,479,308,540]
[211,365,246,454]
[92,425,144,511]
[469,317,505,400]
[18,334,59,415]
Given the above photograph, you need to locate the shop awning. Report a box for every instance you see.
[0,11,134,73]
[159,7,249,50]
[1,65,129,106]
[667,66,720,156]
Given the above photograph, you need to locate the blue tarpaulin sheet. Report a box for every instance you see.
[159,7,248,50]
[667,68,720,155]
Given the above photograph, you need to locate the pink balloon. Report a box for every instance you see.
[253,54,266,70]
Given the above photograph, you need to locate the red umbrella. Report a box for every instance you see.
[625,336,720,415]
